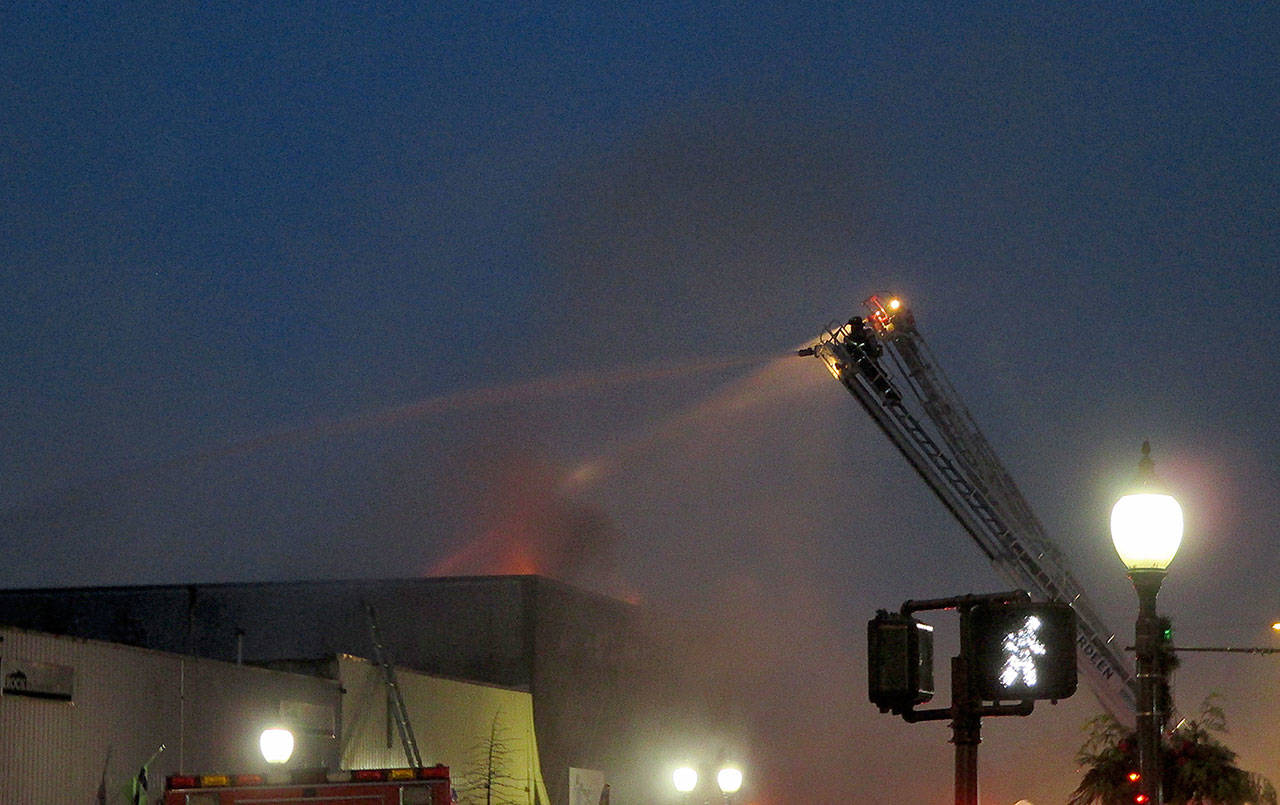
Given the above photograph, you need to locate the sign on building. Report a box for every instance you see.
[1,657,75,701]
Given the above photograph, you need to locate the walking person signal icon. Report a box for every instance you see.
[968,602,1077,702]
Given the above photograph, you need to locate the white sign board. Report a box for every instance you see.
[569,767,605,805]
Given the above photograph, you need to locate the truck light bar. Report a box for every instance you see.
[166,765,449,789]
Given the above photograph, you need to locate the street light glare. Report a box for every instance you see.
[259,727,294,764]
[673,766,697,793]
[1110,493,1183,570]
[717,767,743,794]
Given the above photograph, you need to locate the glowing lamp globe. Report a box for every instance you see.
[717,767,743,794]
[673,767,697,793]
[259,727,295,764]
[1111,492,1183,571]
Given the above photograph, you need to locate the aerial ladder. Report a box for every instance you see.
[801,295,1136,724]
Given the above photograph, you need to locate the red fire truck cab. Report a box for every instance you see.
[163,765,451,804]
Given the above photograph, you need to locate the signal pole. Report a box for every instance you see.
[948,654,982,805]
[873,591,1056,805]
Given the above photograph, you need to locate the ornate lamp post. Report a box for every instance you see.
[1111,442,1183,805]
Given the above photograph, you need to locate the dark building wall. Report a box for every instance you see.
[0,577,534,688]
[528,577,658,803]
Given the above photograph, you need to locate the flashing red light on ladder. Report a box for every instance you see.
[863,295,899,333]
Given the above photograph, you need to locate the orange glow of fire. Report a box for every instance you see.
[428,519,545,578]
[425,508,644,604]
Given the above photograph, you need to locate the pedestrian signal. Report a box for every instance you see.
[967,601,1077,702]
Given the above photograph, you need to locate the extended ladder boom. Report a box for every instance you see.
[807,297,1135,724]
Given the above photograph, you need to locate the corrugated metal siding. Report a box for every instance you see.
[0,628,340,804]
[1,644,77,803]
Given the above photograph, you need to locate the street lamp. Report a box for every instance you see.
[673,766,697,801]
[259,727,294,765]
[1111,441,1182,805]
[716,766,743,802]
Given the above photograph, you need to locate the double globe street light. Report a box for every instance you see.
[1111,441,1183,805]
[673,765,743,802]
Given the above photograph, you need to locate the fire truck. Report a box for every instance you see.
[163,765,452,804]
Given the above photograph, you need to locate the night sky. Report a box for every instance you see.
[4,4,1279,803]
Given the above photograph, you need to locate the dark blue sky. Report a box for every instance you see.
[3,3,1278,802]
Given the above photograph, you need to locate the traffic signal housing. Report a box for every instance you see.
[868,611,934,713]
[967,600,1078,702]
